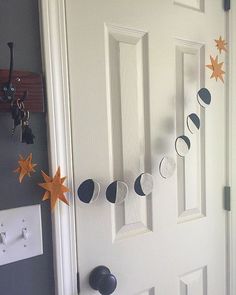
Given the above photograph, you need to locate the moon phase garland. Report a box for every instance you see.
[78,86,213,204]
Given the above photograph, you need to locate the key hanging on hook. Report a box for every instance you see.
[11,91,28,135]
[21,110,35,144]
[11,99,24,135]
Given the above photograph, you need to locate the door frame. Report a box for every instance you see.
[229,2,236,295]
[38,0,236,294]
[38,0,78,294]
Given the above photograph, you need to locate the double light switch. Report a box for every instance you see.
[0,204,43,266]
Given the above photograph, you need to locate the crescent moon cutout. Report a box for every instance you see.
[187,113,201,134]
[175,135,191,157]
[197,88,211,108]
[77,179,100,204]
[134,173,153,196]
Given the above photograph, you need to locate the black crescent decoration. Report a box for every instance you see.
[134,173,153,196]
[187,113,201,134]
[106,181,117,203]
[197,88,211,108]
[134,174,144,196]
[77,179,100,204]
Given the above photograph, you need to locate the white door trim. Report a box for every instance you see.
[38,0,236,294]
[38,0,78,294]
[229,2,236,295]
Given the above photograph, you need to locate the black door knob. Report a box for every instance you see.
[89,266,117,295]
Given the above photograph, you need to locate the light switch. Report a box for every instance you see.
[0,204,43,266]
[22,228,29,240]
[0,232,7,245]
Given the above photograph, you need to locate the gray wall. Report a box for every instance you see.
[0,1,55,295]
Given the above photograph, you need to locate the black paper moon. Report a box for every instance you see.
[175,135,191,157]
[106,181,128,204]
[187,113,200,134]
[77,179,100,204]
[159,156,176,179]
[134,173,153,196]
[197,88,211,108]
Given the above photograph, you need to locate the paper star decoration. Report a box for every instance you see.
[14,153,37,183]
[38,167,69,210]
[206,55,225,83]
[215,36,227,54]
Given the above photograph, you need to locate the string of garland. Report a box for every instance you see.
[12,36,227,210]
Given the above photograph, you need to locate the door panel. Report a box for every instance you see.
[65,0,227,294]
[174,0,205,12]
[180,267,207,295]
[105,24,153,241]
[175,39,206,223]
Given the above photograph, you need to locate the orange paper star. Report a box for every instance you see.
[206,55,225,83]
[215,36,227,54]
[14,153,37,183]
[38,167,69,210]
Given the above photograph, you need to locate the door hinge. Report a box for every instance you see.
[77,272,80,294]
[224,186,231,211]
[224,0,230,11]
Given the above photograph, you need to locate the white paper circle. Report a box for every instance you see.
[159,157,176,179]
[175,135,191,157]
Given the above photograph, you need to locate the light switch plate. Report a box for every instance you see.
[0,204,43,266]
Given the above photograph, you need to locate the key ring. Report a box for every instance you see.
[17,98,24,110]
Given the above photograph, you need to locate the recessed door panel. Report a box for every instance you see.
[136,288,155,295]
[176,40,206,223]
[180,267,207,295]
[105,24,152,241]
[174,0,205,11]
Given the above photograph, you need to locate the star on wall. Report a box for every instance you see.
[206,55,225,83]
[38,167,69,210]
[14,153,37,183]
[215,36,227,54]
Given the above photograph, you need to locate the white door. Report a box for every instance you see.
[65,0,228,294]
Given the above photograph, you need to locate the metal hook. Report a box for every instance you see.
[1,42,15,102]
[7,42,14,87]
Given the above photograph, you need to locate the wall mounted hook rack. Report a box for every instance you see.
[0,42,45,112]
[0,42,45,144]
